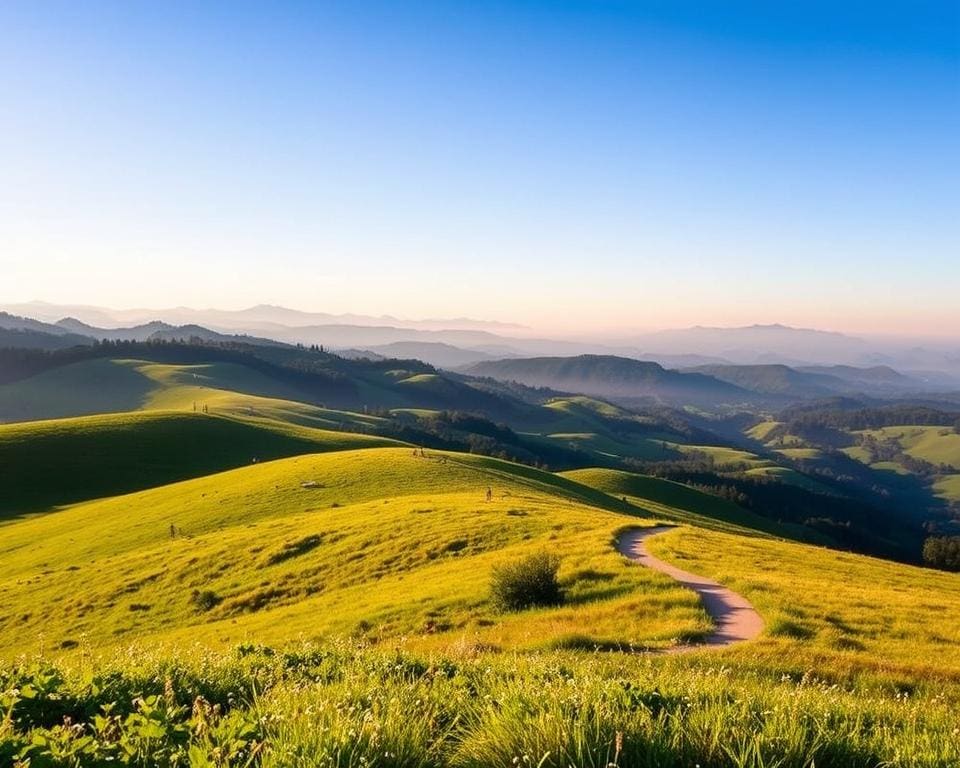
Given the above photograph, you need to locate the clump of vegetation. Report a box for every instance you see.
[923,535,960,571]
[491,551,563,611]
[263,534,323,566]
[190,589,222,612]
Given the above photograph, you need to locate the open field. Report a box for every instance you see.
[672,442,770,468]
[842,425,960,502]
[856,426,960,468]
[647,525,960,679]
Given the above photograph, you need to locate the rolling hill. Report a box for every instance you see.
[0,447,712,657]
[3,443,960,680]
[0,342,938,555]
[0,410,397,519]
[0,343,529,423]
[685,364,850,399]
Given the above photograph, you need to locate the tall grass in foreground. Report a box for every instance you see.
[2,641,958,767]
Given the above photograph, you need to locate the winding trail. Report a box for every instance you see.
[617,526,763,650]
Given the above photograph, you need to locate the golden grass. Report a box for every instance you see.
[0,448,710,659]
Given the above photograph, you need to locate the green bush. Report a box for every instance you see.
[190,589,222,612]
[491,551,563,611]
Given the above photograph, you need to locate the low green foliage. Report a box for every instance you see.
[490,551,563,611]
[1,643,958,767]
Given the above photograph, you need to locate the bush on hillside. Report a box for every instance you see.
[190,589,222,612]
[923,536,960,572]
[491,551,563,612]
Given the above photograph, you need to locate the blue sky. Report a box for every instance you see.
[1,1,957,336]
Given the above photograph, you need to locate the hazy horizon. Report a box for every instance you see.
[5,297,960,345]
[3,2,958,337]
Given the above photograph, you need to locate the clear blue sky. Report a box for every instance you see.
[1,1,957,336]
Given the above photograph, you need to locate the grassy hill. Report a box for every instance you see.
[560,467,785,535]
[4,442,960,677]
[647,525,960,676]
[0,358,158,421]
[847,425,960,469]
[0,447,710,658]
[3,425,960,764]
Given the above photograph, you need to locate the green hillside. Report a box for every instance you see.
[847,425,960,502]
[753,412,960,506]
[0,345,528,424]
[0,358,157,421]
[0,447,709,658]
[5,443,959,676]
[849,425,960,467]
[560,467,786,535]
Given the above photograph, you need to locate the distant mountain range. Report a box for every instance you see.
[682,363,915,399]
[466,355,759,407]
[0,312,282,349]
[467,355,952,406]
[2,303,958,398]
[3,303,956,377]
[623,324,868,366]
[357,342,505,368]
[2,301,528,334]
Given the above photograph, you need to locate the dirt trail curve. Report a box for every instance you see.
[617,526,763,649]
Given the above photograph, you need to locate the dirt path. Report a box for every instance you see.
[617,526,763,649]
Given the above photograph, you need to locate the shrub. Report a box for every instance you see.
[190,589,222,612]
[490,551,563,612]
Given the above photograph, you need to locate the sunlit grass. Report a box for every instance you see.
[0,448,711,658]
[3,642,958,767]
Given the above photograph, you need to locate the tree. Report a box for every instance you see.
[923,536,960,571]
